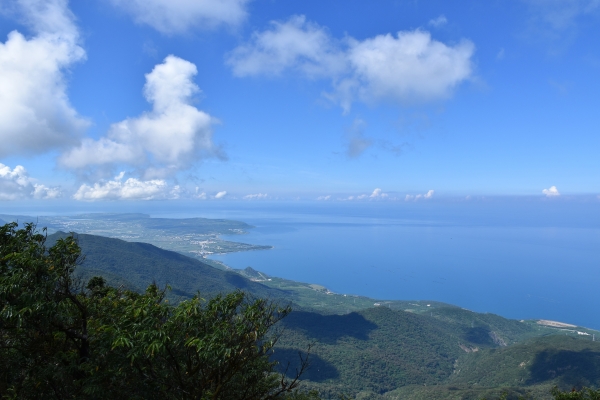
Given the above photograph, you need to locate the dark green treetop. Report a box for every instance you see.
[0,222,313,400]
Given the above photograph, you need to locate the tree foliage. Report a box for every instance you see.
[551,386,600,400]
[0,222,311,399]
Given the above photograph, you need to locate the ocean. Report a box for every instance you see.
[4,198,600,329]
[199,200,600,329]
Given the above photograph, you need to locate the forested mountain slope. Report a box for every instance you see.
[47,232,287,302]
[274,306,600,399]
[275,306,463,397]
[45,231,600,399]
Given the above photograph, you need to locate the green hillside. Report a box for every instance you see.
[274,306,600,399]
[427,307,552,346]
[41,231,600,399]
[47,232,287,302]
[384,335,600,400]
[275,306,462,398]
[271,308,600,399]
[448,335,600,397]
[46,232,403,313]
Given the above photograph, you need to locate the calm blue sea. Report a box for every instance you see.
[205,202,600,329]
[4,199,600,329]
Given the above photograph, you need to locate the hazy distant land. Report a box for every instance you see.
[0,213,272,261]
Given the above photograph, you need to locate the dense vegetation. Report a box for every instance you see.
[3,222,599,399]
[272,303,600,399]
[46,231,286,302]
[275,306,460,397]
[0,223,311,399]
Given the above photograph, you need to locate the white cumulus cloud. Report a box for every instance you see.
[227,15,474,112]
[342,189,389,201]
[108,0,249,34]
[339,31,474,111]
[405,190,434,201]
[243,193,268,200]
[370,188,388,198]
[61,55,220,179]
[73,172,170,201]
[214,191,227,199]
[542,186,560,197]
[317,195,331,201]
[0,163,61,200]
[0,0,88,158]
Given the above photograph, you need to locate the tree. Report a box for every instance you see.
[551,386,600,400]
[0,222,87,397]
[0,222,313,399]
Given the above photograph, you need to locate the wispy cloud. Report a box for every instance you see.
[522,0,600,53]
[340,188,389,201]
[525,0,599,31]
[227,15,344,79]
[496,48,505,60]
[214,191,227,199]
[0,0,88,158]
[428,15,448,28]
[345,119,372,158]
[107,0,250,34]
[227,15,475,113]
[243,193,268,200]
[380,140,411,157]
[548,79,572,94]
[194,189,207,200]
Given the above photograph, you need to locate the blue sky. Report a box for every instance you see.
[0,0,599,203]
